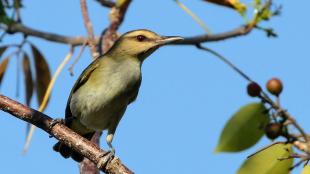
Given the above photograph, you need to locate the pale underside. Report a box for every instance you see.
[69,56,142,135]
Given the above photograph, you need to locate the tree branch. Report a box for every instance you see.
[0,95,133,174]
[80,0,98,57]
[0,23,91,46]
[80,131,102,174]
[101,0,132,53]
[175,24,254,45]
[0,22,255,47]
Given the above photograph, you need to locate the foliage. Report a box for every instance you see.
[215,103,269,152]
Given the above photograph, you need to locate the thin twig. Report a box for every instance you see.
[278,153,310,171]
[68,41,88,76]
[195,44,252,82]
[101,0,132,52]
[174,0,212,34]
[289,160,307,170]
[23,46,75,153]
[80,0,98,58]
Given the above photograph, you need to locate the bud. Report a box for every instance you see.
[266,78,283,96]
[247,82,261,97]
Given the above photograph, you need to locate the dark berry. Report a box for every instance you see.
[247,82,262,97]
[265,123,282,140]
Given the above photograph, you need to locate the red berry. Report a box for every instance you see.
[266,78,283,96]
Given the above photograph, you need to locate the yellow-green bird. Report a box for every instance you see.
[53,29,183,162]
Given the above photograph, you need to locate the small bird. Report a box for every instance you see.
[53,29,183,162]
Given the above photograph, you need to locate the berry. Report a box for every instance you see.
[266,78,283,96]
[265,123,282,140]
[247,82,262,97]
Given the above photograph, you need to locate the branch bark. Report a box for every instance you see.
[174,24,254,45]
[0,23,90,46]
[100,0,132,53]
[0,22,255,47]
[80,0,98,57]
[0,95,133,174]
[80,131,102,174]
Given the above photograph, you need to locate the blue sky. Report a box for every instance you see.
[1,0,310,173]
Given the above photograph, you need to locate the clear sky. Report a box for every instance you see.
[1,0,309,174]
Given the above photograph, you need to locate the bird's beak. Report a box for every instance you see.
[156,36,184,45]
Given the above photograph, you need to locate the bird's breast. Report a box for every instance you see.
[70,58,141,131]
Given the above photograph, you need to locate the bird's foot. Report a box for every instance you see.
[49,118,65,129]
[48,118,65,138]
[97,151,115,168]
[110,147,115,156]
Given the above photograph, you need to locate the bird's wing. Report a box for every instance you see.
[65,58,101,126]
[127,77,142,104]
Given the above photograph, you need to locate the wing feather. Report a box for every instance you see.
[65,58,101,126]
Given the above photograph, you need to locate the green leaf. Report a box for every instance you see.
[237,144,293,174]
[302,165,310,174]
[31,44,51,111]
[215,102,269,152]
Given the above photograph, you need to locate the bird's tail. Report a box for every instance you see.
[53,132,95,162]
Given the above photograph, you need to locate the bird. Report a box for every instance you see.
[53,29,183,162]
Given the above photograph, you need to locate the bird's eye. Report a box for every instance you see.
[136,35,146,42]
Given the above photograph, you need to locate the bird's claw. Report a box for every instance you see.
[48,118,65,138]
[49,118,65,129]
[97,151,115,168]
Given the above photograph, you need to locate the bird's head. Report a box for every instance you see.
[107,29,183,61]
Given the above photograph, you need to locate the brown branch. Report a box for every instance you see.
[95,0,115,8]
[0,22,256,46]
[0,95,133,174]
[0,23,90,46]
[101,0,132,52]
[80,131,102,174]
[68,40,88,76]
[80,0,98,57]
[175,24,254,45]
